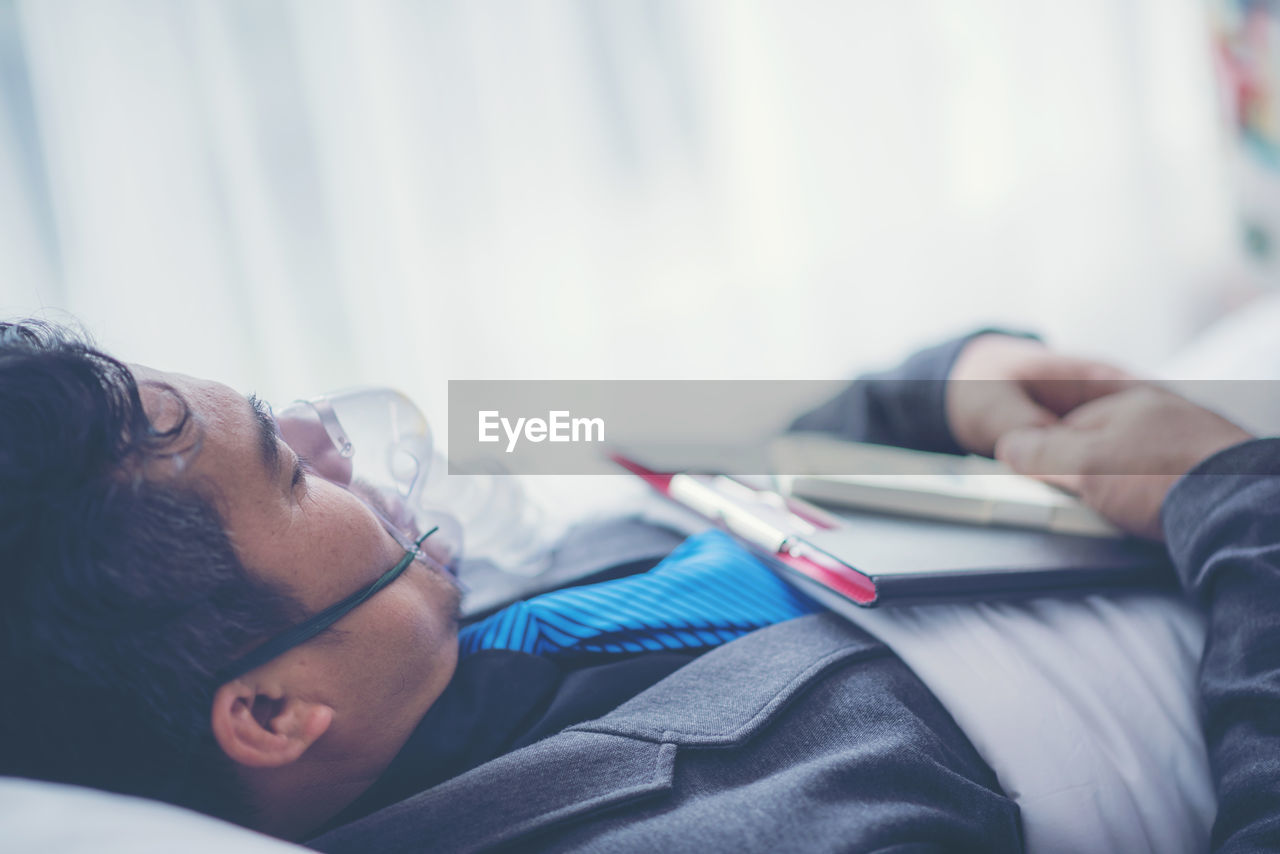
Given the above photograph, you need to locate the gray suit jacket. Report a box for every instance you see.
[311,614,1022,853]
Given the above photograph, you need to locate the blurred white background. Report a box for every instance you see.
[0,0,1243,432]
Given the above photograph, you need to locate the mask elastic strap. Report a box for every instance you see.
[307,396,354,458]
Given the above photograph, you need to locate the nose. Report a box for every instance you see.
[276,406,355,487]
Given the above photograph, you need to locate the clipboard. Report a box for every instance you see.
[612,452,1171,608]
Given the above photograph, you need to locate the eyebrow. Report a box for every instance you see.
[246,393,282,479]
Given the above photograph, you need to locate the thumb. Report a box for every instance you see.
[994,426,1086,493]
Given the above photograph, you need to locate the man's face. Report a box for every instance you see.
[131,366,461,768]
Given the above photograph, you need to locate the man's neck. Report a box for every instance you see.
[250,768,380,841]
[241,727,411,841]
[238,650,459,839]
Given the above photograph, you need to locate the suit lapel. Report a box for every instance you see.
[569,612,887,746]
[311,614,886,853]
[310,730,675,853]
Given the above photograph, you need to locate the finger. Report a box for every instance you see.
[994,426,1088,493]
[1022,361,1141,416]
[972,394,1058,457]
[1018,353,1138,383]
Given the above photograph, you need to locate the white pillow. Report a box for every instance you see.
[1160,290,1280,434]
[0,778,308,854]
[1162,291,1280,382]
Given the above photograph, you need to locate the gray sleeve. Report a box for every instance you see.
[1163,438,1280,852]
[788,329,1036,454]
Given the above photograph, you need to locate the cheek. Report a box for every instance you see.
[356,578,456,686]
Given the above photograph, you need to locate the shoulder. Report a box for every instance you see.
[313,615,1021,853]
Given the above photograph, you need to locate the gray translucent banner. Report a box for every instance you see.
[446,379,1280,476]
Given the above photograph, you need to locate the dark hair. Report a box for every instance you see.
[0,319,304,823]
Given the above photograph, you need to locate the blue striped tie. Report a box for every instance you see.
[458,529,822,658]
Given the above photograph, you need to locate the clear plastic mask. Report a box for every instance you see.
[274,386,551,578]
[274,387,463,577]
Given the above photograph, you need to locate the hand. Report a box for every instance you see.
[994,385,1254,539]
[946,334,1134,457]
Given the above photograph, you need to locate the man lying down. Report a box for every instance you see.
[1,320,1276,852]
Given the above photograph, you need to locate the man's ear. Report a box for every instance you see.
[210,679,334,769]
